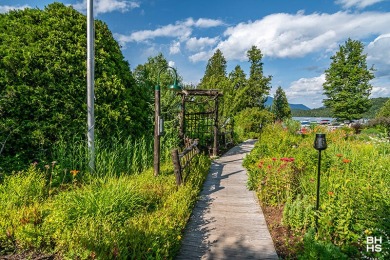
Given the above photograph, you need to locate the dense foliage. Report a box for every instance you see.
[244,123,389,258]
[234,107,274,141]
[0,154,210,259]
[272,86,291,121]
[323,38,374,120]
[0,3,148,171]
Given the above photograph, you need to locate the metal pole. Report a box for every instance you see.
[315,149,321,232]
[154,85,161,176]
[87,0,95,172]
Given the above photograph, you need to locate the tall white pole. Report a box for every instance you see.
[87,0,95,172]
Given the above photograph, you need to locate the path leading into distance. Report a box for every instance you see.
[176,139,278,259]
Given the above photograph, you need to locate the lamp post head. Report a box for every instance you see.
[168,80,182,91]
[314,133,327,151]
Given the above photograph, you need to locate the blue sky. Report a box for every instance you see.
[1,0,390,108]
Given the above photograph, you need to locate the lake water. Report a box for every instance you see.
[292,117,335,123]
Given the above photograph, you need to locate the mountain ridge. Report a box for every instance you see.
[265,96,311,110]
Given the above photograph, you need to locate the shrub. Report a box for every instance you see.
[0,3,149,171]
[234,107,274,141]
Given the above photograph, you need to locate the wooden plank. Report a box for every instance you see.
[176,140,278,259]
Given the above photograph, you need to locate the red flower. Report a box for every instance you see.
[272,158,277,161]
[268,165,272,169]
[336,154,343,157]
[289,157,295,162]
[342,158,351,163]
[258,161,264,168]
[328,191,334,196]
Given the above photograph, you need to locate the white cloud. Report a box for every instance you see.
[0,5,30,13]
[73,0,139,15]
[116,18,224,45]
[335,0,385,9]
[189,51,213,63]
[185,37,219,52]
[367,34,390,65]
[196,18,224,27]
[285,74,326,108]
[169,41,181,55]
[210,11,390,62]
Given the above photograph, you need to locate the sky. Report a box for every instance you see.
[1,0,390,108]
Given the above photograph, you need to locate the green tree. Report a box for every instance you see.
[323,38,374,120]
[133,53,182,123]
[376,98,390,118]
[0,3,148,168]
[272,86,291,121]
[223,65,247,117]
[199,49,227,90]
[246,46,272,108]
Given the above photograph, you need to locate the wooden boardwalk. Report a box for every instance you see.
[176,140,278,260]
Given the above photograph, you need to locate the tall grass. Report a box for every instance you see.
[49,134,179,178]
[0,154,211,259]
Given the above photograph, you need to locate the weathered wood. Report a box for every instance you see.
[172,149,183,185]
[153,89,160,176]
[179,139,199,158]
[213,97,218,157]
[179,94,185,139]
[175,140,278,259]
[179,89,223,97]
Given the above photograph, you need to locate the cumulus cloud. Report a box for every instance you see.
[285,74,326,108]
[211,11,390,62]
[189,51,213,63]
[169,41,181,55]
[184,18,225,28]
[335,0,385,9]
[116,18,224,45]
[73,0,139,15]
[185,37,219,52]
[367,34,390,65]
[0,5,30,13]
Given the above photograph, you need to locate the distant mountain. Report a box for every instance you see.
[265,96,311,110]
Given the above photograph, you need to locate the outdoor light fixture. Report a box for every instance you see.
[314,133,327,151]
[154,65,181,176]
[313,133,327,232]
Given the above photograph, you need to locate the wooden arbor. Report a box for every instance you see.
[178,89,222,157]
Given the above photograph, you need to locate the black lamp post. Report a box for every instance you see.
[154,65,181,177]
[313,133,327,232]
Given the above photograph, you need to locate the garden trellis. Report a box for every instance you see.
[178,89,222,156]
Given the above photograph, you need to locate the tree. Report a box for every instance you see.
[199,49,227,90]
[272,86,291,121]
[133,53,182,133]
[0,3,148,167]
[246,46,272,108]
[323,38,374,120]
[376,98,390,118]
[228,65,248,116]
